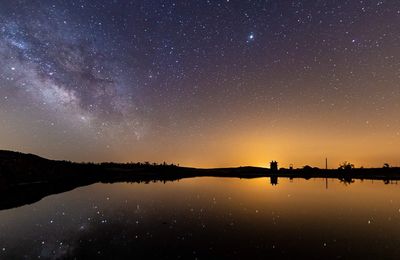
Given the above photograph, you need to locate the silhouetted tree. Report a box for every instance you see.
[338,161,354,171]
[303,165,313,171]
[383,163,390,168]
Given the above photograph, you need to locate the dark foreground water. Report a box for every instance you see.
[0,177,399,259]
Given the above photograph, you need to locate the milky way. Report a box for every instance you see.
[0,2,146,140]
[0,1,399,167]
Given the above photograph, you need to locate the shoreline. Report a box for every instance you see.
[1,150,400,210]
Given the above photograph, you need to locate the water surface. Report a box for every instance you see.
[0,177,399,259]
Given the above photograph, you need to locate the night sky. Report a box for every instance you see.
[0,0,399,168]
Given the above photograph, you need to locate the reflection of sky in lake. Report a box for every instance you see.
[1,177,400,259]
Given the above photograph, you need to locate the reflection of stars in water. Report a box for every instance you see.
[2,179,400,258]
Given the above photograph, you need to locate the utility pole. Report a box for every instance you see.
[325,157,328,189]
[325,157,328,170]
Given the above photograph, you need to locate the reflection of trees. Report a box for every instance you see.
[383,180,399,185]
[339,176,355,185]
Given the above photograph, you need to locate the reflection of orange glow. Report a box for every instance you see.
[93,177,400,216]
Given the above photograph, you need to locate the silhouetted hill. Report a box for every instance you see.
[0,150,48,161]
[0,150,102,184]
[0,150,51,182]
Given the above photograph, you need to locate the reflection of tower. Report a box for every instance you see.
[270,176,278,186]
[270,161,278,171]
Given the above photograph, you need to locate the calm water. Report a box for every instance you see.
[0,177,400,259]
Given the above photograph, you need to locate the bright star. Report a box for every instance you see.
[247,33,255,43]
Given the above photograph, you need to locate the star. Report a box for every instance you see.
[247,33,255,42]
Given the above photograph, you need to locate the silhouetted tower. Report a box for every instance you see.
[270,161,278,171]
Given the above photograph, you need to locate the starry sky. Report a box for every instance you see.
[0,0,399,168]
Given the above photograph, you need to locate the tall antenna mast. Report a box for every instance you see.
[325,157,328,189]
[325,157,328,170]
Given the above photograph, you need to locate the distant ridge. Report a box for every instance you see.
[0,150,49,161]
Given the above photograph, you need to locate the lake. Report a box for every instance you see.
[0,177,399,259]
